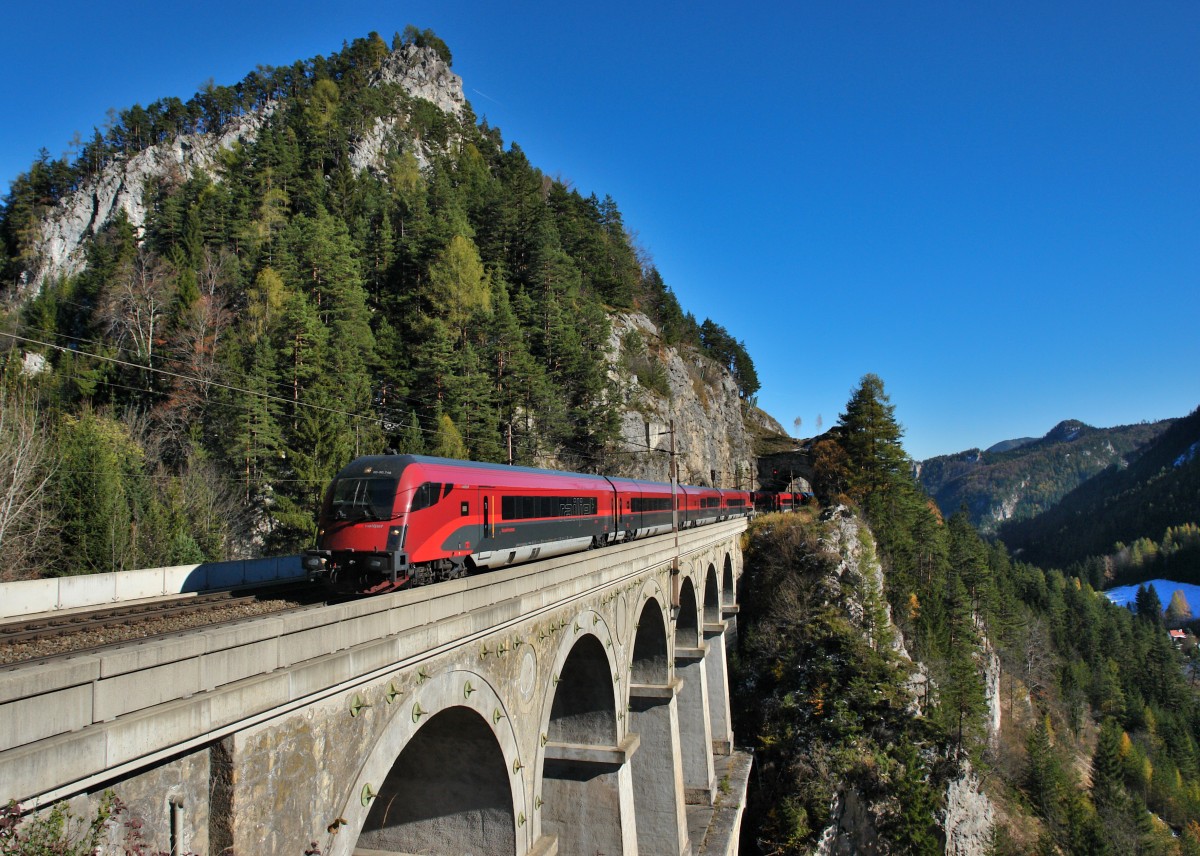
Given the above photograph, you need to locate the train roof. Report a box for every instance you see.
[335,454,605,479]
[332,455,735,496]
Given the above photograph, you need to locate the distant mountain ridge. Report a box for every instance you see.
[984,437,1037,454]
[916,418,1172,533]
[999,406,1200,571]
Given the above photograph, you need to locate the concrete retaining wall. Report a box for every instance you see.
[0,556,305,619]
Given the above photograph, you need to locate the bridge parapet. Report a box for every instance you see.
[0,556,305,619]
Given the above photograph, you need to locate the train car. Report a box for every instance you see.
[680,485,723,527]
[720,489,753,519]
[608,477,678,541]
[304,455,619,592]
[752,491,780,513]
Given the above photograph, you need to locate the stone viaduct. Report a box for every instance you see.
[0,519,749,855]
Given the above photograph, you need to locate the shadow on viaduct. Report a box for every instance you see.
[0,520,748,856]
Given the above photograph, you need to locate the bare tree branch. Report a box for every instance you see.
[0,386,56,579]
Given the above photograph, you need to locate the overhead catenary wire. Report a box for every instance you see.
[5,330,397,427]
[7,319,583,454]
[8,322,434,432]
[13,289,593,432]
[7,286,693,464]
[2,330,657,476]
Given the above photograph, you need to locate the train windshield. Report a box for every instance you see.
[329,477,398,521]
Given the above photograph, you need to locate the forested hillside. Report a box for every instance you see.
[0,29,758,579]
[1000,406,1200,586]
[736,375,1200,854]
[917,418,1170,534]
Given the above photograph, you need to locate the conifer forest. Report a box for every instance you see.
[0,31,756,578]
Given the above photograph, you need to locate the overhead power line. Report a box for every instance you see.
[3,330,383,426]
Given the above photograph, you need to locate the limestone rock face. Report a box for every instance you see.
[606,312,755,488]
[819,505,929,711]
[372,44,466,117]
[24,108,273,293]
[944,762,996,856]
[350,45,469,176]
[982,636,1002,743]
[20,45,465,297]
[815,790,886,856]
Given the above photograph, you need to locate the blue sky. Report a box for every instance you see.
[3,0,1197,459]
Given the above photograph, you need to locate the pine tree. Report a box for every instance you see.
[887,743,942,855]
[53,412,147,574]
[396,410,425,455]
[1026,713,1068,835]
[430,412,467,459]
[223,336,285,504]
[836,374,910,505]
[1135,584,1164,625]
[939,573,987,752]
[948,509,993,616]
[1092,718,1127,810]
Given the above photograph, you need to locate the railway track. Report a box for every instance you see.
[0,584,326,667]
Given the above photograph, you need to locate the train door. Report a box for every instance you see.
[458,487,483,554]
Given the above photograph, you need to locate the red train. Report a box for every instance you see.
[302,455,756,593]
[752,490,813,514]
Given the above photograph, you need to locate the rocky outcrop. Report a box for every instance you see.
[607,312,755,487]
[810,507,998,853]
[816,791,885,856]
[350,44,468,176]
[23,109,274,294]
[982,635,1002,744]
[819,505,929,711]
[745,405,786,437]
[21,45,465,297]
[371,44,466,117]
[944,762,996,856]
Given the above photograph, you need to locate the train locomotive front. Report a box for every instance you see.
[303,455,417,592]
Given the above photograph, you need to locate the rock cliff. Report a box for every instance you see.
[810,506,999,855]
[943,762,996,856]
[607,312,755,487]
[23,109,274,295]
[19,45,465,299]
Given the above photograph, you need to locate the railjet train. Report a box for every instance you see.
[303,454,805,593]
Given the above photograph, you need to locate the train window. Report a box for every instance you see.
[461,501,470,516]
[331,476,398,521]
[631,497,671,513]
[410,482,442,512]
[502,495,598,520]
